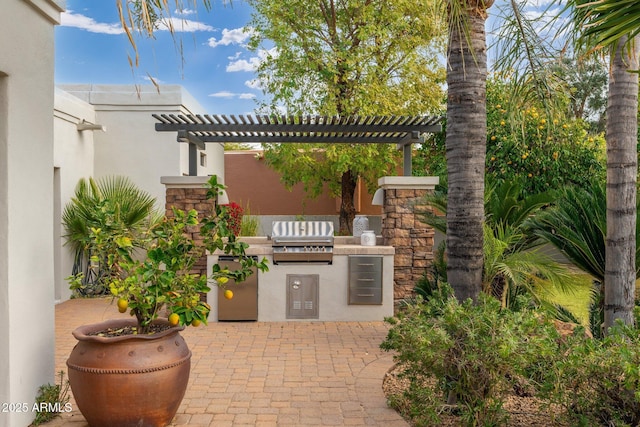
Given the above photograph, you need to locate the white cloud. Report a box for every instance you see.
[524,0,558,8]
[60,11,213,35]
[208,27,254,48]
[226,48,275,73]
[143,75,165,84]
[60,11,124,35]
[175,8,196,16]
[245,79,262,90]
[208,91,257,100]
[226,58,260,72]
[158,17,215,32]
[209,91,236,98]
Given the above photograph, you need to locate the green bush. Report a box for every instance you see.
[541,322,640,426]
[31,371,71,426]
[413,77,606,197]
[381,291,560,427]
[485,104,605,196]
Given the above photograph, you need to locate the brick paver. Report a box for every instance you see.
[49,298,407,426]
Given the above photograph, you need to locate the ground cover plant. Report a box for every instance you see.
[381,289,562,427]
[30,371,71,426]
[540,321,640,426]
[383,287,640,426]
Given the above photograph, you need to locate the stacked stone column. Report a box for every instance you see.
[378,176,438,307]
[161,176,214,278]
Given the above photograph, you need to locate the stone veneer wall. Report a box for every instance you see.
[162,177,214,277]
[162,176,438,309]
[378,177,438,306]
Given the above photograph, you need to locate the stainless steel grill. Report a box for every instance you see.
[271,221,334,264]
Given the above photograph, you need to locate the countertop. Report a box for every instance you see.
[211,236,395,256]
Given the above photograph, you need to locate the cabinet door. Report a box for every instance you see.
[286,274,319,319]
[349,256,382,305]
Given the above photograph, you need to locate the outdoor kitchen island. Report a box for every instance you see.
[207,236,395,322]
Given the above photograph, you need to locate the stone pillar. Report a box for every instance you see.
[378,176,439,307]
[161,176,215,278]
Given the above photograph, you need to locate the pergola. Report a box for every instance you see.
[153,114,443,176]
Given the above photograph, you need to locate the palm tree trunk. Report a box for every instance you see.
[604,36,639,329]
[446,3,491,302]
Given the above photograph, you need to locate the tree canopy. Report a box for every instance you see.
[246,0,446,233]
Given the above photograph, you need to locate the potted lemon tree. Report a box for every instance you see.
[66,176,268,427]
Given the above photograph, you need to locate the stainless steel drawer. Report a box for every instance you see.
[349,256,383,273]
[349,256,383,305]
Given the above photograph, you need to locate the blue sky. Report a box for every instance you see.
[55,1,556,115]
[55,1,263,114]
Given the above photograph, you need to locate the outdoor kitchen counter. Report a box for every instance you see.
[230,236,395,256]
[207,235,395,322]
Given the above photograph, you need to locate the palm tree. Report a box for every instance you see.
[573,1,640,328]
[424,178,555,245]
[422,179,568,308]
[62,176,161,295]
[527,181,608,283]
[602,36,639,328]
[445,0,495,302]
[493,0,640,329]
[482,222,575,309]
[577,0,640,56]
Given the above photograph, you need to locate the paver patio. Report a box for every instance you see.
[49,297,407,426]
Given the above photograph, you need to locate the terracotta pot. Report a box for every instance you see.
[67,318,191,427]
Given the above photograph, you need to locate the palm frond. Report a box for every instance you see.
[483,223,579,309]
[61,176,161,294]
[490,0,569,117]
[526,181,607,281]
[577,0,640,54]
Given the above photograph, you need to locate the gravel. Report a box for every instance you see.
[382,364,570,426]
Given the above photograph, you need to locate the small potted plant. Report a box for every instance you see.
[66,176,268,427]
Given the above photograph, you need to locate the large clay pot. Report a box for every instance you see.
[67,318,191,427]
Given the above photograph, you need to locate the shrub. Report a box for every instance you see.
[239,201,260,236]
[381,292,560,427]
[31,371,71,426]
[222,201,244,236]
[541,322,640,426]
[413,77,606,197]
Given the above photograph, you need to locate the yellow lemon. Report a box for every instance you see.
[192,319,201,327]
[168,313,180,326]
[224,289,234,300]
[117,298,128,313]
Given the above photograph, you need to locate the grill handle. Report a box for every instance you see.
[272,238,333,245]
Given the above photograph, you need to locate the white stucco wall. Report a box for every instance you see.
[53,85,224,303]
[57,84,224,210]
[0,1,63,426]
[53,88,96,302]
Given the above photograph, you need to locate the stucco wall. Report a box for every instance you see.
[53,84,224,303]
[224,150,384,216]
[53,88,97,302]
[58,84,224,210]
[0,1,63,426]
